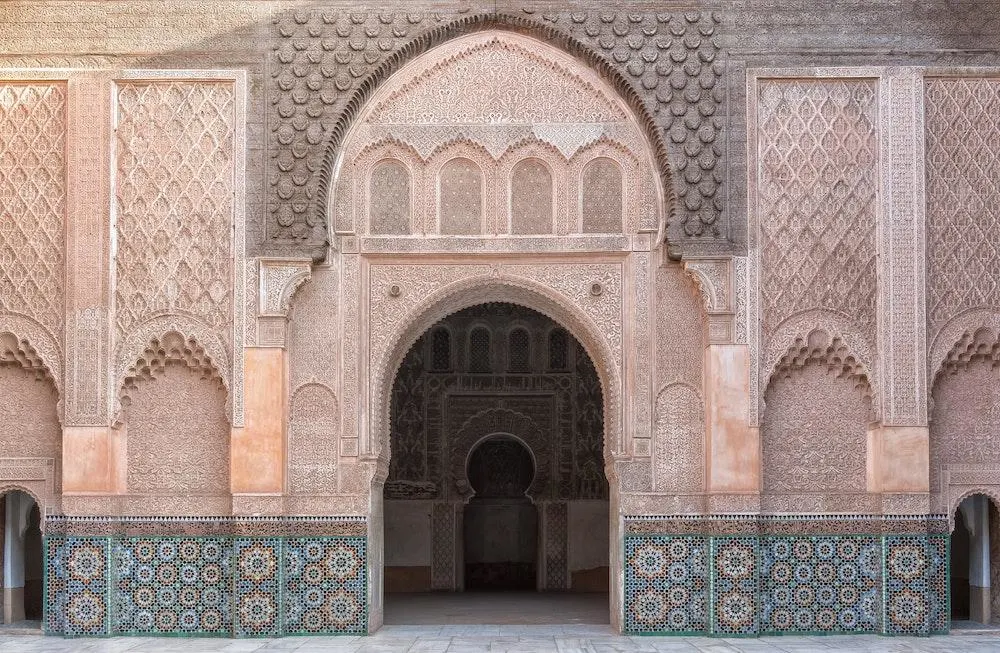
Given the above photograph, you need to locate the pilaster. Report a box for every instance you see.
[870,68,929,506]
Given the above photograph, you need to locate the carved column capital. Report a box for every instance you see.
[256,257,313,347]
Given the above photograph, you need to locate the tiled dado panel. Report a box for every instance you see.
[44,519,367,637]
[623,518,949,637]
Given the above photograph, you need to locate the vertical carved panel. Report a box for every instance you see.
[756,79,878,341]
[66,77,110,425]
[581,157,622,233]
[879,71,926,426]
[0,82,65,341]
[925,78,1000,340]
[653,384,704,494]
[929,359,1000,497]
[510,158,553,234]
[543,502,568,590]
[288,384,338,495]
[114,80,234,338]
[430,502,455,590]
[125,363,230,506]
[762,364,870,506]
[438,158,482,235]
[369,159,410,235]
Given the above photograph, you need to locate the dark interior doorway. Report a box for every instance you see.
[463,437,538,590]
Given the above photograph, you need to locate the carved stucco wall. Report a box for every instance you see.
[336,33,657,239]
[925,78,1000,513]
[113,74,245,426]
[0,364,61,495]
[930,331,1000,513]
[269,10,722,254]
[122,361,230,516]
[0,81,65,396]
[650,264,706,502]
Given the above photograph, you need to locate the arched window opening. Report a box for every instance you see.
[581,157,623,233]
[508,328,531,372]
[469,327,492,373]
[511,158,553,234]
[439,157,483,235]
[369,159,411,234]
[548,328,569,371]
[431,327,452,372]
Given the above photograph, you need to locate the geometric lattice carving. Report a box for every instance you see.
[119,331,225,411]
[0,331,55,384]
[757,79,878,341]
[925,78,1000,340]
[0,83,66,339]
[369,159,410,235]
[511,158,553,235]
[115,81,234,339]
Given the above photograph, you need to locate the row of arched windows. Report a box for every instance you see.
[428,325,571,373]
[369,156,624,236]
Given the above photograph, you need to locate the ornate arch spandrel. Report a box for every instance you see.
[323,27,673,253]
[315,19,677,248]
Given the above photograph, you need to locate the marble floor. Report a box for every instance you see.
[384,592,610,625]
[3,627,1000,652]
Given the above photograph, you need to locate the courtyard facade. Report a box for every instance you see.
[0,0,998,640]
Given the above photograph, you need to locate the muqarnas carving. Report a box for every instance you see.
[119,332,230,512]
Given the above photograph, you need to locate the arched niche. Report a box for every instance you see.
[331,31,664,241]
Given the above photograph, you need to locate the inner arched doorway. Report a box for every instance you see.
[951,493,1000,626]
[0,489,42,626]
[382,302,610,624]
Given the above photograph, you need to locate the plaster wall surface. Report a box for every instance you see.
[0,0,999,639]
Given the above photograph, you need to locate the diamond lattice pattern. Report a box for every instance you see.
[925,78,1000,339]
[0,83,65,336]
[115,82,234,338]
[757,80,878,339]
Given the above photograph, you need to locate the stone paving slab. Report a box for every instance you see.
[2,627,1000,653]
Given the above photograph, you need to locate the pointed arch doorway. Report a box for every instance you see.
[380,301,612,625]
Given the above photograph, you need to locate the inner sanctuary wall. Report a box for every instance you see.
[0,0,999,639]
